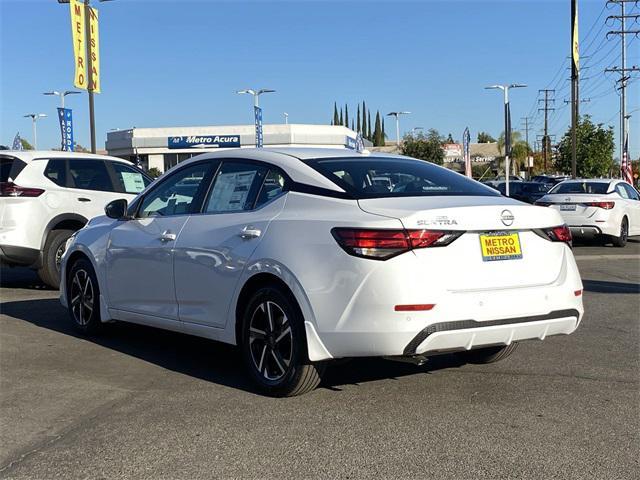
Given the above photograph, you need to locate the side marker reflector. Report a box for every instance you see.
[394,304,435,312]
[574,290,583,297]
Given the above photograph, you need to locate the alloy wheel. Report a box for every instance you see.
[70,269,95,326]
[248,300,293,381]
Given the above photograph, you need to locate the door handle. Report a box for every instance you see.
[239,226,262,239]
[159,231,177,242]
[77,197,91,202]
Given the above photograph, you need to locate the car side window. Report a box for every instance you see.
[624,184,639,201]
[44,159,67,187]
[69,159,114,192]
[255,169,287,208]
[138,163,211,218]
[111,162,151,194]
[616,184,629,199]
[205,161,268,213]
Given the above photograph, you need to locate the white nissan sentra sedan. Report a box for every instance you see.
[60,148,584,396]
[536,179,640,247]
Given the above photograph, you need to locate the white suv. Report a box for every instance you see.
[0,150,152,287]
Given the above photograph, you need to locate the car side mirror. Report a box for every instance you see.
[105,198,128,220]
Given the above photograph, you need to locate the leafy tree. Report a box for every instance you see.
[351,119,354,131]
[367,111,372,140]
[373,111,382,146]
[556,115,614,177]
[74,143,89,153]
[382,118,386,141]
[147,167,162,179]
[344,104,349,129]
[20,138,33,150]
[497,131,522,156]
[333,102,339,125]
[477,131,496,143]
[446,133,454,143]
[401,130,445,165]
[339,108,343,126]
[356,104,361,133]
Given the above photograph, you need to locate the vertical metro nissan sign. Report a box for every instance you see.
[69,0,100,93]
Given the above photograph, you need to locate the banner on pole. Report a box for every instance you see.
[12,132,23,151]
[57,108,75,152]
[88,7,101,93]
[463,127,471,177]
[254,106,263,148]
[621,133,632,185]
[572,0,579,72]
[69,0,87,90]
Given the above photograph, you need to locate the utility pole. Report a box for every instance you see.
[538,89,555,173]
[521,117,532,179]
[606,0,640,174]
[570,0,579,179]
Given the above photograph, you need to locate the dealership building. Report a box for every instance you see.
[106,124,367,172]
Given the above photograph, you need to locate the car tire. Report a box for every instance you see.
[456,343,518,364]
[240,285,324,397]
[38,229,74,289]
[610,217,628,248]
[66,257,103,335]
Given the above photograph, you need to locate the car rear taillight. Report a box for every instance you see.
[582,201,615,209]
[331,228,461,260]
[543,225,572,245]
[0,182,44,197]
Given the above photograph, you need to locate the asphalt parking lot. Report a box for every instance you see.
[1,240,639,479]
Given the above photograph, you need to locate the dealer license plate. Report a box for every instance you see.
[479,232,523,262]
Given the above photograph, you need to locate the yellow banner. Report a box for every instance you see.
[572,1,579,71]
[69,0,87,90]
[88,7,100,93]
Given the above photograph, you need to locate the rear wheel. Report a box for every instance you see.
[67,258,102,335]
[456,343,518,364]
[610,217,628,248]
[240,286,323,397]
[38,229,74,289]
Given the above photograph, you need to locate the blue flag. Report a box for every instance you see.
[254,106,263,148]
[12,132,23,150]
[57,108,75,152]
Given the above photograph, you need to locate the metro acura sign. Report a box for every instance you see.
[168,135,241,149]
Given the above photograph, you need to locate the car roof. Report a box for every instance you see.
[0,150,132,164]
[558,178,614,184]
[177,147,408,192]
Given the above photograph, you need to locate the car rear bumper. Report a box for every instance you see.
[0,245,40,268]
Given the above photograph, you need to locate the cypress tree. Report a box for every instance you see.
[382,117,386,142]
[374,111,382,146]
[367,111,372,140]
[362,101,367,140]
[333,102,339,126]
[344,104,349,130]
[339,108,343,126]
[351,119,355,131]
[356,105,361,133]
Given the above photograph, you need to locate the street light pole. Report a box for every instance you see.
[43,90,80,110]
[23,114,47,150]
[485,83,527,196]
[284,112,289,124]
[386,111,411,147]
[237,88,276,147]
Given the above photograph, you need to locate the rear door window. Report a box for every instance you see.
[44,159,67,187]
[68,159,114,192]
[110,161,152,194]
[205,161,268,213]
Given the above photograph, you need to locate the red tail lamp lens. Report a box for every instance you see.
[0,182,44,197]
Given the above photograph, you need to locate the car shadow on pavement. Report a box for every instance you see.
[582,279,640,294]
[0,267,51,290]
[1,297,466,395]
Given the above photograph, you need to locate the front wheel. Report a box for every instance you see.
[456,343,518,364]
[240,286,323,397]
[610,217,628,248]
[67,258,103,335]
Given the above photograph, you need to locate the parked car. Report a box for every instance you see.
[0,151,152,287]
[483,175,524,188]
[531,174,570,191]
[535,179,640,246]
[495,181,551,204]
[60,148,584,396]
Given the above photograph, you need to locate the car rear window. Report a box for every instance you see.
[307,157,499,199]
[0,156,27,182]
[550,181,610,194]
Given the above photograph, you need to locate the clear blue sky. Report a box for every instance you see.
[1,0,638,158]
